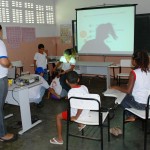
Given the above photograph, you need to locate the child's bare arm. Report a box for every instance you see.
[47,88,51,99]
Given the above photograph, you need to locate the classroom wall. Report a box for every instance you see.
[5,0,150,76]
[5,37,72,74]
[55,0,150,35]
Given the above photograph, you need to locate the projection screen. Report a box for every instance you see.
[76,4,136,55]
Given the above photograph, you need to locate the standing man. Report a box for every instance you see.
[34,44,48,81]
[0,25,15,141]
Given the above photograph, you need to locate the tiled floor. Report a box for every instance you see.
[1,76,150,150]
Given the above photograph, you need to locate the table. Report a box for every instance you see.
[75,61,113,88]
[109,64,121,80]
[5,80,42,135]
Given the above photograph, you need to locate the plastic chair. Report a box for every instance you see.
[117,59,132,85]
[123,93,150,150]
[66,93,110,150]
[11,60,30,77]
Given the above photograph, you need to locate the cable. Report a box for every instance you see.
[11,86,20,105]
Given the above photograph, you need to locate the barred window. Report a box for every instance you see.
[36,5,45,24]
[24,2,34,23]
[0,0,10,22]
[0,0,55,24]
[12,0,23,23]
[46,5,54,24]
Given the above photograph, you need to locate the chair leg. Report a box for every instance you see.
[66,120,69,150]
[144,120,147,150]
[100,115,103,150]
[112,67,116,80]
[81,129,84,136]
[123,110,126,139]
[100,124,103,150]
[117,76,120,85]
[107,113,110,142]
[117,76,118,85]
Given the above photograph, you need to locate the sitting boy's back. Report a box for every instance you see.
[50,71,89,145]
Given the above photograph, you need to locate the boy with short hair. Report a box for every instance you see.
[34,44,48,81]
[50,71,89,145]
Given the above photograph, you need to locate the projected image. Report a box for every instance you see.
[80,23,118,53]
[76,5,135,55]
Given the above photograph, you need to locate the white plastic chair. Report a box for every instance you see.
[11,60,30,76]
[117,59,132,85]
[66,93,110,150]
[123,93,150,150]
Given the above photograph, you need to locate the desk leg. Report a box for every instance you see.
[112,67,116,80]
[106,68,110,88]
[18,88,42,135]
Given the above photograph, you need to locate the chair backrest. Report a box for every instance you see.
[120,59,132,67]
[11,60,23,67]
[69,94,101,110]
[7,66,16,79]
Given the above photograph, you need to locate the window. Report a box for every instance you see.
[0,0,10,22]
[12,0,23,23]
[24,2,34,23]
[46,5,54,24]
[0,0,55,24]
[36,5,44,24]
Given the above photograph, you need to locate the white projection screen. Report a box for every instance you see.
[76,4,136,56]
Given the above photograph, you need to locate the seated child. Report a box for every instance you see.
[48,71,67,99]
[50,71,89,145]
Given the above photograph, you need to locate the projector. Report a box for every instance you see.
[17,75,39,85]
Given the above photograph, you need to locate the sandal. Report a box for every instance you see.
[125,116,136,123]
[109,127,122,136]
[78,124,86,131]
[0,133,17,142]
[50,137,63,145]
[110,128,119,136]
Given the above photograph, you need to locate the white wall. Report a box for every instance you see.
[55,0,150,35]
[2,0,150,37]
